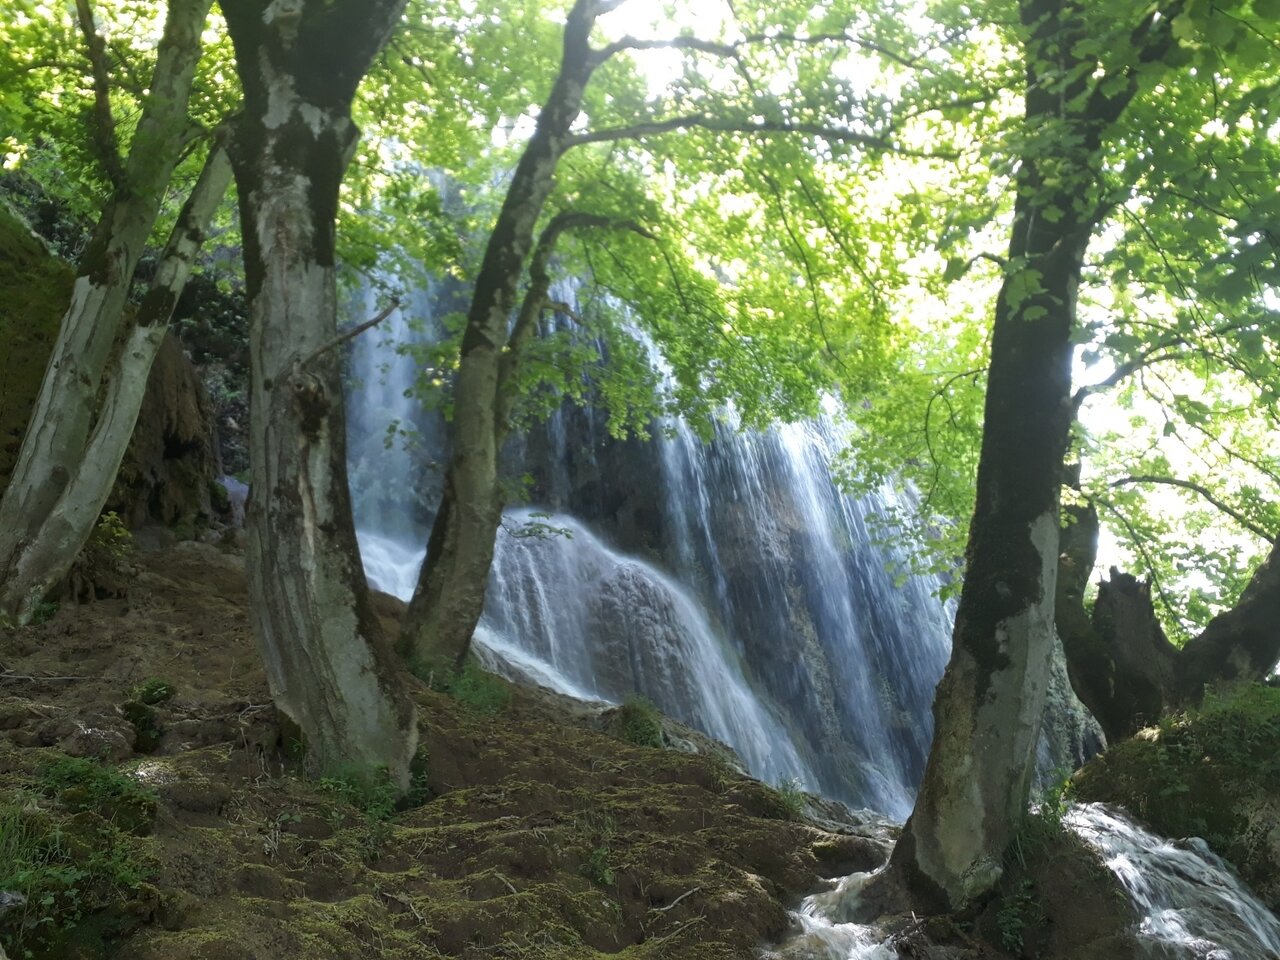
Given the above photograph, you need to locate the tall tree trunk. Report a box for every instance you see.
[0,0,213,620]
[400,0,611,672]
[875,0,1176,912]
[220,0,417,787]
[0,143,232,621]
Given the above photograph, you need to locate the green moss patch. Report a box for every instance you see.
[0,751,157,960]
[0,206,71,491]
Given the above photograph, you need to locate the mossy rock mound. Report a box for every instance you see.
[1073,682,1280,910]
[0,205,72,491]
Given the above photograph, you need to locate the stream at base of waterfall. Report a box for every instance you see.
[766,804,1280,960]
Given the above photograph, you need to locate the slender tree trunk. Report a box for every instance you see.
[220,0,417,787]
[401,0,609,671]
[875,0,1177,912]
[0,0,213,622]
[0,143,232,622]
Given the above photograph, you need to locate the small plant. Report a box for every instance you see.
[84,512,135,569]
[131,678,176,706]
[576,810,616,888]
[0,796,152,957]
[68,512,137,601]
[29,601,59,625]
[409,658,510,715]
[37,756,157,835]
[121,701,163,754]
[614,697,663,748]
[407,745,431,807]
[1009,774,1072,869]
[581,845,615,887]
[318,765,399,822]
[996,877,1041,953]
[764,777,807,822]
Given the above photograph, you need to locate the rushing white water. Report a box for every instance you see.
[485,508,817,786]
[649,410,955,817]
[773,805,1280,960]
[769,870,899,960]
[345,281,953,810]
[1069,804,1280,959]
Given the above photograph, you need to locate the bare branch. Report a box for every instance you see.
[758,170,847,376]
[75,0,125,188]
[1111,474,1276,544]
[298,299,400,369]
[597,28,928,71]
[498,211,655,427]
[568,113,954,159]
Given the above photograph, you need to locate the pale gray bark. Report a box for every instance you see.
[402,0,613,671]
[0,0,213,621]
[0,144,232,622]
[223,0,417,787]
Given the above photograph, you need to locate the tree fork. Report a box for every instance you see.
[0,0,214,611]
[0,139,232,624]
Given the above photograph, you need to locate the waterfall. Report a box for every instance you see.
[475,508,816,786]
[345,278,953,814]
[344,279,931,807]
[647,411,954,816]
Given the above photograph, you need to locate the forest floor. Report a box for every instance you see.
[0,537,928,960]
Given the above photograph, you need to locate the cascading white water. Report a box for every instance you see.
[650,408,954,817]
[772,804,1280,960]
[1068,804,1280,959]
[345,278,956,806]
[476,508,817,786]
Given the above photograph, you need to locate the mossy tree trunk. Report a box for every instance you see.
[877,0,1177,912]
[1175,537,1280,699]
[0,142,231,621]
[1057,508,1280,734]
[400,0,616,673]
[220,0,418,788]
[0,0,214,625]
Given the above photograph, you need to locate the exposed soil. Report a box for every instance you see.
[0,540,895,959]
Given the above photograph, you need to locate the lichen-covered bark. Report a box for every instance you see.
[221,0,417,786]
[877,0,1176,912]
[0,130,228,625]
[401,0,612,671]
[0,0,213,616]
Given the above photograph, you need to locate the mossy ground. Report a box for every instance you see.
[0,541,889,959]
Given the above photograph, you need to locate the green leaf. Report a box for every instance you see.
[942,257,968,282]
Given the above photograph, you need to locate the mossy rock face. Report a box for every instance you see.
[1073,683,1280,910]
[0,205,72,492]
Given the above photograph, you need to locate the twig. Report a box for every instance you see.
[493,872,518,895]
[651,885,702,912]
[297,299,399,369]
[0,670,89,683]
